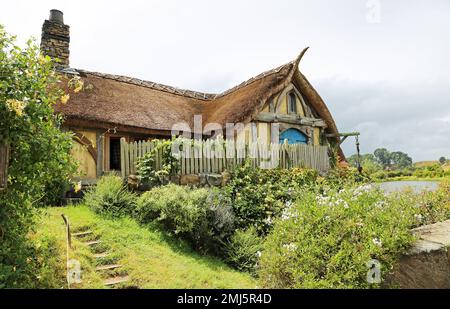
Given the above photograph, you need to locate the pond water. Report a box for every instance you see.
[378,181,439,194]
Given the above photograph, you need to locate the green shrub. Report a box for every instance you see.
[225,161,317,235]
[396,181,450,227]
[84,175,137,218]
[259,185,422,288]
[0,28,77,287]
[136,184,208,235]
[136,139,179,186]
[225,227,262,274]
[191,188,236,255]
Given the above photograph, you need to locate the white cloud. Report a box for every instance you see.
[1,0,449,161]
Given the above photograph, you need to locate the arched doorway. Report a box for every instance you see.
[279,128,308,144]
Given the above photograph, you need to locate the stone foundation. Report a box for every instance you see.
[128,171,230,191]
[385,220,450,288]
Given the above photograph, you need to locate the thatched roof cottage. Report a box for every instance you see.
[41,10,344,180]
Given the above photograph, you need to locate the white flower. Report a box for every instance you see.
[264,216,273,226]
[372,238,382,247]
[282,243,298,252]
[256,251,262,258]
[374,201,385,208]
[414,214,423,222]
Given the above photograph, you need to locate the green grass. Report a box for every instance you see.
[32,205,256,289]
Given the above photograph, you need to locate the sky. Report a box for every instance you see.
[1,0,449,161]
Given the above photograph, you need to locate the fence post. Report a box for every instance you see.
[120,138,126,178]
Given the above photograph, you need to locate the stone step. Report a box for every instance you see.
[104,275,130,286]
[85,240,102,246]
[94,252,109,259]
[72,230,93,238]
[96,264,122,271]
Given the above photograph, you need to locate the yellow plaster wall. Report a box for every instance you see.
[314,127,321,146]
[275,84,305,117]
[71,130,97,179]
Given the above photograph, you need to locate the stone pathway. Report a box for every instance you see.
[72,227,131,288]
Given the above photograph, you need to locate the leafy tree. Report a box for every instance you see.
[0,26,76,287]
[439,157,447,165]
[347,153,381,175]
[374,148,391,169]
[390,151,412,169]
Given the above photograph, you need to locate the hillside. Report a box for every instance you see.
[31,205,256,289]
[414,161,450,171]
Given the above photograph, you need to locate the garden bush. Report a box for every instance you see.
[136,184,208,235]
[225,161,317,235]
[258,184,431,288]
[225,227,262,275]
[136,139,179,186]
[136,185,236,255]
[84,175,137,218]
[0,28,76,287]
[191,187,236,255]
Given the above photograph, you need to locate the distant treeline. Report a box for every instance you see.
[347,148,449,180]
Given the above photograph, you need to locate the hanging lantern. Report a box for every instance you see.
[0,141,9,192]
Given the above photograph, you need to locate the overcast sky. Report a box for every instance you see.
[2,0,449,161]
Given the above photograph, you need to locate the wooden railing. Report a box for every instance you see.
[120,138,330,178]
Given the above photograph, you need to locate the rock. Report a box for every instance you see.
[170,175,180,185]
[127,175,139,190]
[180,174,200,186]
[206,174,222,186]
[199,174,208,186]
[385,219,450,288]
[221,170,231,186]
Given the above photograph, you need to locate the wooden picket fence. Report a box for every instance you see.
[120,138,330,178]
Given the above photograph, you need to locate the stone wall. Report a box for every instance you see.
[40,20,70,67]
[385,220,450,288]
[127,171,231,191]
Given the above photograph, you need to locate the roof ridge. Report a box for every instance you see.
[76,60,295,101]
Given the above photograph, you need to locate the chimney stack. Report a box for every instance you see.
[40,9,70,67]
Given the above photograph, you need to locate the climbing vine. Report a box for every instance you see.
[136,139,179,186]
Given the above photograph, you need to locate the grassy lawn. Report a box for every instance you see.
[32,205,256,289]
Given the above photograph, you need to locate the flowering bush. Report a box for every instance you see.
[0,27,76,287]
[225,161,317,235]
[225,227,262,275]
[257,184,447,288]
[136,139,179,186]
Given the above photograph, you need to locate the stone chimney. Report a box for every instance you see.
[40,9,70,67]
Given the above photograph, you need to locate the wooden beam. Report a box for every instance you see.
[73,132,97,164]
[255,112,327,128]
[325,132,360,146]
[326,132,360,138]
[96,132,104,178]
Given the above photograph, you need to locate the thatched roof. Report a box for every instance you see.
[55,48,344,159]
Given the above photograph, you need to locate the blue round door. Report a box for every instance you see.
[279,129,307,144]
